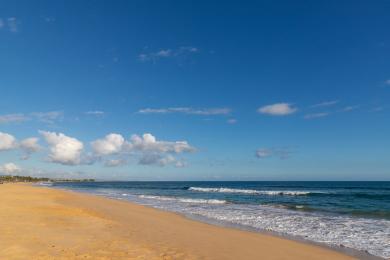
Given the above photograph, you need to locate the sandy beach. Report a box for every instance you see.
[0,183,356,260]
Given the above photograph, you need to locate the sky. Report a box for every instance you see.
[0,0,389,181]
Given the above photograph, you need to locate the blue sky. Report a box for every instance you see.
[0,0,389,180]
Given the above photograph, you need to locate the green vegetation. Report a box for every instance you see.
[0,175,50,183]
[0,175,95,183]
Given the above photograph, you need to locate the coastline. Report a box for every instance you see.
[0,183,361,259]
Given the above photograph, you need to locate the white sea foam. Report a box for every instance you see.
[135,194,389,258]
[178,198,227,204]
[188,187,312,196]
[139,195,227,204]
[37,182,53,187]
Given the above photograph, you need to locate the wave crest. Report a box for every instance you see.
[188,187,312,196]
[139,195,227,204]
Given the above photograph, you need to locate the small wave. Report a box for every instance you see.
[138,195,226,204]
[37,182,53,187]
[188,187,314,196]
[139,195,176,201]
[178,198,227,204]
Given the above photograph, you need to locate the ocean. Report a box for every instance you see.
[49,181,390,259]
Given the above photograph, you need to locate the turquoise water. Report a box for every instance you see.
[51,181,390,258]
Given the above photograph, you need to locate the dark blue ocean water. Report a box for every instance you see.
[50,181,390,258]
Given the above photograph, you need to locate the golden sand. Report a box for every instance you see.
[0,183,355,260]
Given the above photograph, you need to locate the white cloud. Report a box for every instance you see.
[138,154,185,167]
[20,137,41,154]
[0,163,21,175]
[256,147,292,159]
[174,160,187,168]
[227,119,237,124]
[341,106,359,112]
[0,132,17,151]
[138,46,199,62]
[0,133,40,158]
[257,103,297,116]
[385,79,390,85]
[156,49,172,57]
[7,17,18,32]
[90,133,195,167]
[0,114,29,124]
[255,148,274,158]
[2,130,195,168]
[0,111,63,125]
[91,133,124,156]
[85,111,105,116]
[0,17,19,33]
[138,107,231,116]
[31,111,63,124]
[128,133,195,154]
[311,100,339,108]
[128,134,194,167]
[40,131,84,165]
[104,159,127,167]
[304,112,329,119]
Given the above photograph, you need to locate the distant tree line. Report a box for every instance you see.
[0,175,50,183]
[0,175,95,183]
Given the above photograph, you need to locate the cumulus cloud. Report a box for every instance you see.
[0,163,21,175]
[304,112,329,119]
[256,147,292,159]
[0,133,40,159]
[126,134,194,167]
[40,131,84,165]
[0,132,17,151]
[91,133,124,156]
[311,100,339,108]
[138,107,231,116]
[89,133,195,167]
[2,130,195,168]
[257,103,297,116]
[19,137,41,158]
[0,113,29,124]
[138,46,198,62]
[128,133,195,154]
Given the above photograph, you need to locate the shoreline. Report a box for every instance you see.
[0,183,365,259]
[51,183,384,260]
